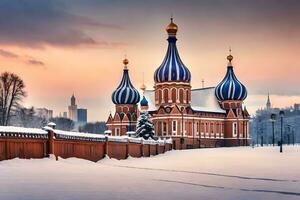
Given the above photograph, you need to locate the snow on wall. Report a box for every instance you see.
[54,129,106,142]
[0,126,173,144]
[0,126,48,139]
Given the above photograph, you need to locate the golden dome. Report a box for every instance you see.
[227,54,233,62]
[166,18,178,35]
[123,58,129,69]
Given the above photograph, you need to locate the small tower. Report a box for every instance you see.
[106,58,140,136]
[153,18,191,107]
[266,92,271,110]
[215,50,249,146]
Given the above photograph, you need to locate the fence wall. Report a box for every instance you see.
[0,129,172,162]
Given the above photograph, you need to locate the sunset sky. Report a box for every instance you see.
[0,0,299,121]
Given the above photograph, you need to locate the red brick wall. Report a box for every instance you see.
[106,141,128,160]
[128,143,142,158]
[149,145,157,156]
[54,140,105,162]
[0,138,47,161]
[142,144,150,157]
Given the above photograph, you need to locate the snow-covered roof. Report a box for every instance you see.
[143,87,225,113]
[54,130,106,142]
[47,122,56,126]
[191,87,226,113]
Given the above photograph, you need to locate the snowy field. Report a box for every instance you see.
[1,146,300,200]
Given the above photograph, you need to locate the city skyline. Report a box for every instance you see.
[0,0,300,121]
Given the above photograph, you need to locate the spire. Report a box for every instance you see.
[140,72,146,95]
[227,47,233,66]
[266,92,271,110]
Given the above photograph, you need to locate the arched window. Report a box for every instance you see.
[158,90,162,104]
[163,89,168,103]
[186,90,189,103]
[179,89,184,103]
[171,88,176,103]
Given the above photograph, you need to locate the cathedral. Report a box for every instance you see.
[106,18,250,149]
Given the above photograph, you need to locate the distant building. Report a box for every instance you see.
[266,92,271,110]
[77,108,87,125]
[68,94,77,121]
[63,112,68,118]
[35,108,53,120]
[250,94,300,145]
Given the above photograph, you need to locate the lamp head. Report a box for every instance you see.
[279,110,285,117]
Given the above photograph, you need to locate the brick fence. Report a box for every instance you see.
[0,126,172,162]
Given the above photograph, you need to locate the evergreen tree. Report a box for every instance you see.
[136,111,154,139]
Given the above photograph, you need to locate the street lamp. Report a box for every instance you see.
[270,113,276,146]
[279,110,285,153]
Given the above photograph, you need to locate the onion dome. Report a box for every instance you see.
[112,59,140,104]
[140,96,149,107]
[154,18,191,83]
[215,53,247,101]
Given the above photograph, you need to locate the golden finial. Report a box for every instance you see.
[227,47,233,62]
[123,55,129,69]
[140,72,146,94]
[166,17,178,35]
[140,83,146,93]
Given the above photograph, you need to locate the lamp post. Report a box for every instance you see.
[279,110,285,153]
[270,113,276,146]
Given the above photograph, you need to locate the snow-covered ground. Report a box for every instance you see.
[1,146,300,200]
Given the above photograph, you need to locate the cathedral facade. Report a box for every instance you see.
[106,19,250,149]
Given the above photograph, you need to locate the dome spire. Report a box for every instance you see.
[123,54,129,69]
[227,47,233,65]
[166,17,178,36]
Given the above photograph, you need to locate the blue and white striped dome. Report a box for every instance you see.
[154,19,191,83]
[215,55,247,101]
[112,59,140,104]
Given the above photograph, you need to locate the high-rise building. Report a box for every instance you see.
[77,108,87,124]
[68,94,78,121]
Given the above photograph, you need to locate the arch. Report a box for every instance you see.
[171,88,177,103]
[186,89,189,103]
[179,89,184,103]
[158,89,162,104]
[163,88,168,103]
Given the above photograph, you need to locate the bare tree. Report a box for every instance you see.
[0,72,26,126]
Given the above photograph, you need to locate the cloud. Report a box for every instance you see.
[0,49,19,58]
[27,59,45,66]
[0,49,45,66]
[0,0,122,48]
